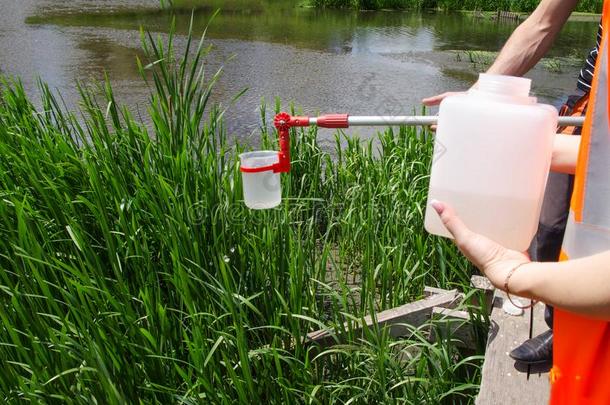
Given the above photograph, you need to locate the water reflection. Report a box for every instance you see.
[26,5,598,57]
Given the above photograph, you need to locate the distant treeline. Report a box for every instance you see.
[310,0,602,13]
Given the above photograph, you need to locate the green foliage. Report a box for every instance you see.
[0,14,486,403]
[574,0,603,13]
[311,0,602,12]
[310,0,416,9]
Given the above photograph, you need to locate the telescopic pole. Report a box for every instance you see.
[268,113,584,174]
[306,114,584,128]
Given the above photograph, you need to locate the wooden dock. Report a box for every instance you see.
[305,276,495,353]
[494,11,523,22]
[476,292,551,404]
[305,277,551,403]
[305,287,464,350]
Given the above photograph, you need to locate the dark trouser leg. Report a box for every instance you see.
[528,171,575,329]
[511,94,583,364]
[545,305,554,329]
[510,173,572,363]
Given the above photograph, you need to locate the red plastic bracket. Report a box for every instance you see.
[239,112,350,174]
[271,113,315,173]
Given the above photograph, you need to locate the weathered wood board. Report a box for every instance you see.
[431,307,476,349]
[476,292,551,404]
[306,289,461,348]
[470,275,495,311]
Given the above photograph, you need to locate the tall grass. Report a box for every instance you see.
[311,0,603,13]
[0,15,486,403]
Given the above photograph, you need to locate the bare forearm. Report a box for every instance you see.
[487,21,553,76]
[510,251,610,319]
[551,133,580,174]
[486,0,579,77]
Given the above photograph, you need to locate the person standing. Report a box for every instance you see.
[429,0,610,401]
[422,0,599,364]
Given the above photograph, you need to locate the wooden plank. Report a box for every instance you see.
[470,275,495,314]
[306,289,461,348]
[430,307,476,350]
[424,285,453,297]
[476,292,550,404]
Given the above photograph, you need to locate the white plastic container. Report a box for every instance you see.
[240,151,282,209]
[425,74,558,251]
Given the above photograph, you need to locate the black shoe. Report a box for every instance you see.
[509,329,553,365]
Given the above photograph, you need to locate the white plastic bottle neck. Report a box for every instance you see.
[470,73,534,104]
[476,73,531,98]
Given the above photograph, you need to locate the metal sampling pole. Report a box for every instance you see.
[307,115,584,128]
[267,113,583,174]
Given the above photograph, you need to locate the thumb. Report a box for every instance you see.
[422,92,454,106]
[430,200,472,244]
[422,94,443,106]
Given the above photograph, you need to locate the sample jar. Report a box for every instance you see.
[239,151,282,209]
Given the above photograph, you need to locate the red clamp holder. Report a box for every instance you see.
[240,113,349,174]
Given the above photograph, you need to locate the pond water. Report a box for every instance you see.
[0,0,600,142]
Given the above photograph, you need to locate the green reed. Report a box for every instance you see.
[0,14,486,404]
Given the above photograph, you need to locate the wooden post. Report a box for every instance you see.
[470,275,495,314]
[430,307,476,350]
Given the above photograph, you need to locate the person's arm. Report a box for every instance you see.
[430,201,610,320]
[510,252,610,320]
[551,133,580,174]
[423,0,580,106]
[485,0,579,76]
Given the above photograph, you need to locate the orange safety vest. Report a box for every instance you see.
[550,2,610,403]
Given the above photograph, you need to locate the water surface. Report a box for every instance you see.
[0,0,600,141]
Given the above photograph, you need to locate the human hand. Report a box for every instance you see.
[421,92,465,131]
[430,200,530,290]
[421,92,465,107]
